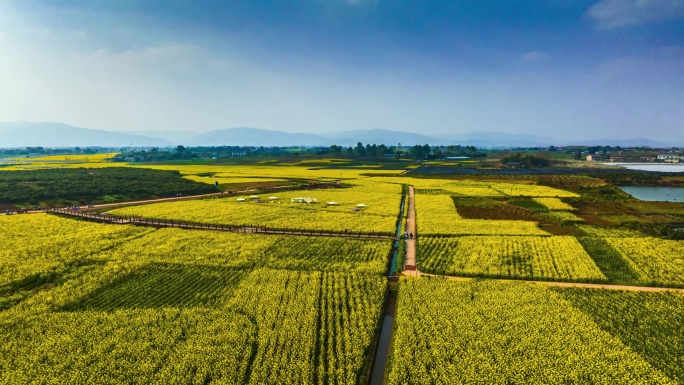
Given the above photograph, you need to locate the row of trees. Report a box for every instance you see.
[111,143,486,162]
[327,143,484,161]
[500,153,550,167]
[327,143,392,159]
[1,147,105,157]
[111,146,200,162]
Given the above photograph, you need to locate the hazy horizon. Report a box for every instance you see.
[1,1,683,142]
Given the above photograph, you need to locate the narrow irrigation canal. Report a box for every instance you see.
[369,299,396,385]
[369,187,406,384]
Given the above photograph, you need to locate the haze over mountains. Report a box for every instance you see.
[0,122,676,149]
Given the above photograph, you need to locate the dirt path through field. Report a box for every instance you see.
[412,273,684,292]
[406,185,684,293]
[403,186,418,275]
[86,191,226,209]
[82,184,305,210]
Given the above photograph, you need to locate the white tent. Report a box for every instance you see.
[236,198,246,202]
[269,196,278,200]
[249,195,259,199]
[356,203,368,207]
[327,201,338,205]
[292,197,318,203]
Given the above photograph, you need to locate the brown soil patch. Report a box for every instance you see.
[454,197,586,235]
[577,214,614,226]
[577,201,684,225]
[537,175,606,189]
[539,224,586,236]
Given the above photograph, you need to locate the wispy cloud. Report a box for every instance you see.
[521,51,549,62]
[587,0,684,29]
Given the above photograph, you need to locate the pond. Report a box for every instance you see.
[619,186,684,202]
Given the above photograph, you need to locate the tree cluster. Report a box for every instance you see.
[112,146,199,162]
[0,168,217,204]
[500,153,550,168]
[325,143,391,159]
[0,147,106,157]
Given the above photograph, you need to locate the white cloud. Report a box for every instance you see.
[521,51,549,62]
[587,0,684,29]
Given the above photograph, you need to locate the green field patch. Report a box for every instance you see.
[576,237,640,284]
[557,288,684,383]
[508,198,548,212]
[0,258,106,312]
[62,263,246,311]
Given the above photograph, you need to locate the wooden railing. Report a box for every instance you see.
[47,208,395,240]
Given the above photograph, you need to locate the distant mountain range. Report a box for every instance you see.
[0,122,676,148]
[0,122,172,148]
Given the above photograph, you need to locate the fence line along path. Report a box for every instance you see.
[47,208,394,240]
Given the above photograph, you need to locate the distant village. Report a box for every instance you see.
[582,148,683,163]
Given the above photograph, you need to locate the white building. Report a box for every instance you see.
[657,154,681,163]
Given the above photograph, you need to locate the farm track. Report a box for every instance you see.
[22,184,304,213]
[404,186,684,293]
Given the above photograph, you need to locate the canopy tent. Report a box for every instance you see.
[356,204,368,207]
[236,198,246,202]
[291,197,318,203]
[327,202,338,206]
[249,195,259,199]
[269,196,279,200]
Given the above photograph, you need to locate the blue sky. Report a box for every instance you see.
[0,0,682,142]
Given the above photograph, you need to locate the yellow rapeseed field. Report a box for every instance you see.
[415,193,549,236]
[420,235,606,281]
[606,237,684,286]
[0,214,389,383]
[533,197,578,211]
[388,279,674,384]
[112,180,403,233]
